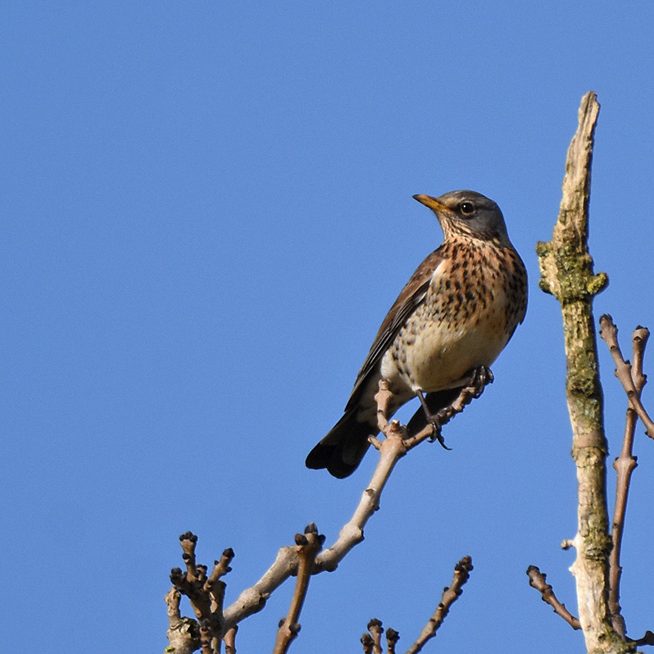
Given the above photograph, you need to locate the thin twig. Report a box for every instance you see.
[367,619,384,654]
[360,633,374,654]
[206,548,235,596]
[599,319,650,636]
[208,548,235,640]
[171,533,212,622]
[273,525,324,654]
[526,566,581,630]
[600,315,654,438]
[405,556,474,654]
[385,627,399,654]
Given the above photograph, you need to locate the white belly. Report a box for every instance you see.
[380,304,510,393]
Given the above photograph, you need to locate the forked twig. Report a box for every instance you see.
[169,534,235,653]
[600,315,654,438]
[599,318,651,637]
[359,620,400,654]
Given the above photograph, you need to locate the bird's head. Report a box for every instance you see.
[413,190,510,244]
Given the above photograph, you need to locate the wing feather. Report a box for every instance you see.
[344,248,444,411]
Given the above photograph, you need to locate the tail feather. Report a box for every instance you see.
[306,411,375,478]
[308,387,467,478]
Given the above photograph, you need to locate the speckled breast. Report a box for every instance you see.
[382,240,527,393]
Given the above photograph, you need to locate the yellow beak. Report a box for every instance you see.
[412,194,448,213]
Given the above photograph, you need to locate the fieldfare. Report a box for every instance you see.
[306,190,527,478]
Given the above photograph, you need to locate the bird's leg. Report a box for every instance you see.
[416,390,451,450]
[417,366,495,448]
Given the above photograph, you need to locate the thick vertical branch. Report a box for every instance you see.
[536,92,633,654]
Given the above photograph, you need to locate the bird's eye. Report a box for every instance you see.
[459,201,475,216]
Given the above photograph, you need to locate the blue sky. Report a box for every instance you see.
[3,2,654,652]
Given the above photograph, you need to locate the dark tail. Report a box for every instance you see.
[306,411,375,478]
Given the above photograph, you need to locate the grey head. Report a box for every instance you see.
[413,190,510,244]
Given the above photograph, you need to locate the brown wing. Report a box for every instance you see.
[344,248,444,411]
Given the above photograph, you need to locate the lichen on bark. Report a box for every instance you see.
[537,92,635,654]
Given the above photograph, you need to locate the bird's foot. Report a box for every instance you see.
[445,365,494,414]
[427,422,452,450]
[416,391,452,449]
[469,365,494,398]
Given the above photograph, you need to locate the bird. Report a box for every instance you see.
[305,190,527,478]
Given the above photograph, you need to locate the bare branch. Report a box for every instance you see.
[273,524,324,654]
[163,375,485,652]
[526,565,581,631]
[630,327,649,390]
[221,543,296,628]
[205,548,234,638]
[222,376,487,631]
[220,442,392,630]
[318,376,490,570]
[222,404,407,628]
[405,556,474,654]
[599,320,650,637]
[600,316,654,438]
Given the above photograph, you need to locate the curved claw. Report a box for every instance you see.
[424,417,452,450]
[431,427,452,450]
